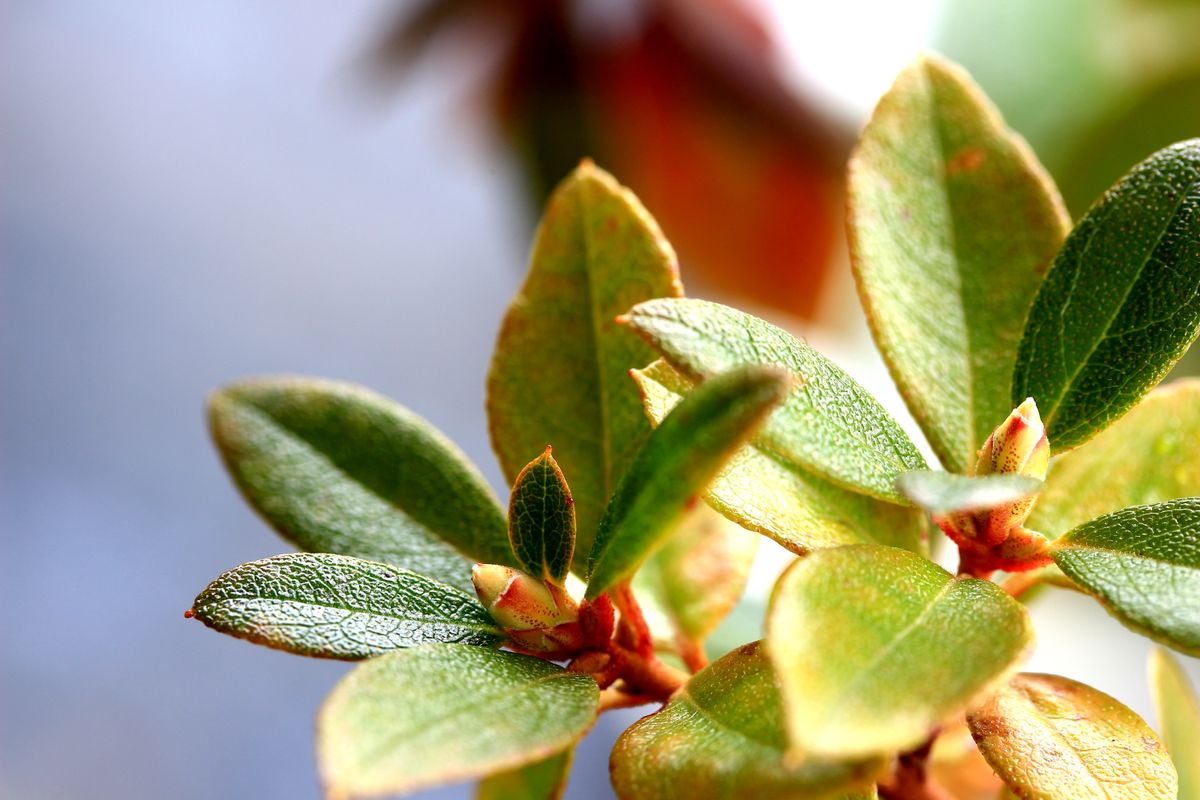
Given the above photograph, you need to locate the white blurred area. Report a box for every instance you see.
[2,2,1194,799]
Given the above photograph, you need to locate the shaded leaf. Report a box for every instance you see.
[487,161,683,572]
[968,672,1177,799]
[585,366,790,599]
[509,447,575,583]
[477,750,573,800]
[1149,647,1200,798]
[848,54,1069,473]
[318,644,598,797]
[633,360,926,554]
[1052,499,1200,654]
[766,544,1031,759]
[1030,379,1200,538]
[896,470,1042,514]
[611,642,886,800]
[927,718,1005,800]
[1012,139,1200,452]
[623,298,926,503]
[189,553,502,659]
[209,377,509,592]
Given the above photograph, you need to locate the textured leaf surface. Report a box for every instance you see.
[190,553,502,659]
[1030,379,1200,537]
[487,162,683,571]
[634,504,759,649]
[623,298,926,502]
[968,673,1177,800]
[848,54,1069,473]
[1013,139,1200,452]
[611,642,886,800]
[633,360,926,554]
[1149,647,1200,797]
[766,545,1031,758]
[1052,499,1200,654]
[210,377,509,592]
[897,470,1042,514]
[476,750,573,800]
[508,448,575,583]
[318,644,598,797]
[586,366,790,598]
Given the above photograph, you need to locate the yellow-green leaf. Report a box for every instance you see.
[848,54,1069,473]
[968,672,1177,799]
[632,360,926,554]
[1149,647,1200,798]
[766,545,1031,759]
[586,366,790,599]
[508,447,575,584]
[318,644,598,797]
[209,377,509,592]
[487,161,683,572]
[476,750,573,800]
[1030,379,1200,538]
[611,642,886,800]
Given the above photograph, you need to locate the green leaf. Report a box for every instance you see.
[476,750,573,800]
[632,360,926,555]
[487,161,683,572]
[209,377,510,592]
[585,366,790,599]
[766,544,1031,759]
[318,644,598,797]
[634,504,759,652]
[896,470,1042,514]
[189,553,503,659]
[508,447,575,583]
[623,298,927,503]
[1052,499,1200,654]
[1029,379,1200,538]
[1149,647,1200,797]
[847,54,1069,473]
[1012,139,1200,452]
[968,672,1177,800]
[610,642,886,800]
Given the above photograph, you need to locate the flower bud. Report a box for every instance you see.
[472,564,579,630]
[975,397,1049,480]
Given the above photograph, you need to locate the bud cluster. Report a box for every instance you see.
[472,564,585,658]
[935,398,1053,576]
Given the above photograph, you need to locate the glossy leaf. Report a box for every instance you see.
[766,544,1031,759]
[897,470,1042,514]
[632,360,926,554]
[318,644,598,797]
[1030,379,1200,538]
[487,161,683,571]
[1149,647,1200,797]
[1052,499,1200,654]
[634,504,759,652]
[586,366,790,599]
[611,642,886,800]
[189,553,503,659]
[477,750,573,800]
[1012,139,1200,452]
[848,54,1069,473]
[968,672,1177,799]
[623,298,926,502]
[509,448,575,583]
[209,377,509,592]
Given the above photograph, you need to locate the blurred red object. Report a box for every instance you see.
[368,0,852,319]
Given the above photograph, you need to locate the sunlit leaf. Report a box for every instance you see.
[189,553,502,659]
[896,470,1042,514]
[487,161,683,571]
[586,366,789,599]
[1013,139,1200,452]
[508,447,575,583]
[1149,647,1200,798]
[766,544,1031,759]
[848,54,1069,473]
[318,644,598,797]
[623,298,926,502]
[968,672,1177,799]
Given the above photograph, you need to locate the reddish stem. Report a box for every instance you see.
[612,582,655,657]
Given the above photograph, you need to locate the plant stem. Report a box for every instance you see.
[878,737,952,800]
[612,581,654,657]
[611,642,688,699]
[597,687,657,712]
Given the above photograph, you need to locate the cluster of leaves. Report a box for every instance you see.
[189,55,1200,799]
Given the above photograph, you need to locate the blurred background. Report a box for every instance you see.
[3,0,1199,797]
